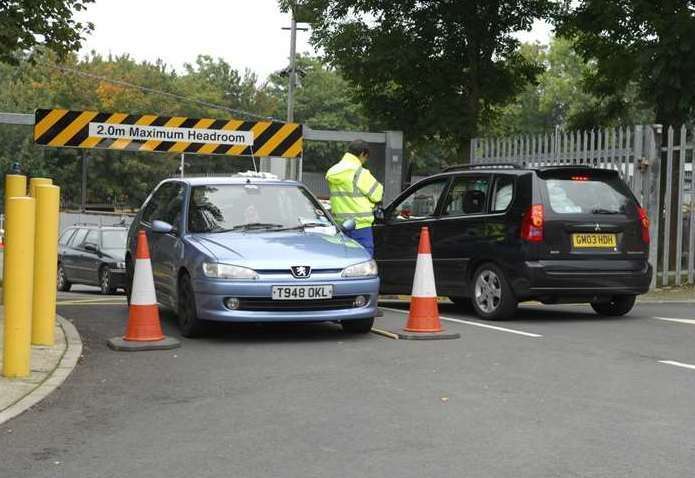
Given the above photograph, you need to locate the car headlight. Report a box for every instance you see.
[341,260,378,278]
[115,262,126,269]
[202,262,259,280]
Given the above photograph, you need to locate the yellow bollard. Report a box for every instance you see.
[28,177,52,198]
[3,196,36,377]
[4,174,26,211]
[32,185,60,346]
[2,175,27,306]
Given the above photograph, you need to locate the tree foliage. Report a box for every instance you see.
[557,0,695,126]
[490,37,653,135]
[0,0,94,64]
[281,0,557,159]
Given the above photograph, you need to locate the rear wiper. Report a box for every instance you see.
[591,208,621,215]
[216,223,285,232]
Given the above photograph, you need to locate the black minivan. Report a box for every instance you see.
[374,165,652,320]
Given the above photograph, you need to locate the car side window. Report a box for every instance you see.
[69,228,88,248]
[83,229,99,249]
[390,179,447,221]
[59,228,76,246]
[141,183,172,224]
[159,184,185,227]
[491,175,514,212]
[442,176,490,216]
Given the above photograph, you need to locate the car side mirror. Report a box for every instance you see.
[84,243,98,253]
[151,220,174,234]
[341,218,356,232]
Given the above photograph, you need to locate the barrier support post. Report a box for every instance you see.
[32,184,60,345]
[3,196,36,377]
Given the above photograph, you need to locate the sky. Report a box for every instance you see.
[76,0,553,81]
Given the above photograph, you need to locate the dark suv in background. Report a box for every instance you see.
[57,225,128,294]
[374,165,652,320]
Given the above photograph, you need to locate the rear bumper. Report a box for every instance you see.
[511,260,652,298]
[193,276,380,322]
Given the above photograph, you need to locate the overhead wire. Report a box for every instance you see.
[39,61,280,122]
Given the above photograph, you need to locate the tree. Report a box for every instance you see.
[0,0,94,65]
[557,0,695,126]
[267,55,369,171]
[490,37,653,135]
[280,0,557,160]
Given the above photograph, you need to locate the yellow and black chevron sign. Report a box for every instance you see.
[33,109,303,158]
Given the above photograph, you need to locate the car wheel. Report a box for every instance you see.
[341,317,374,334]
[471,263,517,320]
[100,266,116,295]
[57,263,71,292]
[177,273,205,338]
[591,295,636,317]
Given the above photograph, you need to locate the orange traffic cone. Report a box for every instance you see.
[405,227,443,332]
[107,231,180,351]
[391,227,459,340]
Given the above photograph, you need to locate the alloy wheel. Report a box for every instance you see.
[474,269,502,314]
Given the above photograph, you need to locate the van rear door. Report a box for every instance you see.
[536,168,648,270]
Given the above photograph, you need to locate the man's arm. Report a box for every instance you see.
[355,168,384,204]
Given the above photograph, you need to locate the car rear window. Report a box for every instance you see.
[542,173,634,215]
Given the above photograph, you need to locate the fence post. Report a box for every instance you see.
[644,125,663,290]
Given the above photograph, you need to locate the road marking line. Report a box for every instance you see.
[371,328,399,340]
[57,297,126,304]
[57,300,125,306]
[653,317,695,325]
[658,360,695,371]
[380,307,543,338]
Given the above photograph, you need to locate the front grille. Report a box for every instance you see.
[237,296,359,312]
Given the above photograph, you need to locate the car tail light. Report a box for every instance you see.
[571,176,589,181]
[521,204,544,242]
[638,207,650,244]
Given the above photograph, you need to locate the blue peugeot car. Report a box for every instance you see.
[126,174,380,337]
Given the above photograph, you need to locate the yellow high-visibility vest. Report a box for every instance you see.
[326,153,384,229]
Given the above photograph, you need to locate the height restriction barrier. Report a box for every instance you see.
[33,109,303,159]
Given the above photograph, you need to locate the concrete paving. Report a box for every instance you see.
[0,310,82,425]
[1,297,695,477]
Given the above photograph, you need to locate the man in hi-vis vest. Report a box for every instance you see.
[326,140,384,256]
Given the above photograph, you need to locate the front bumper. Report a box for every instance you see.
[193,276,380,322]
[511,260,653,299]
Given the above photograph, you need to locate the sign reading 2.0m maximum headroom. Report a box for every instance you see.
[33,109,303,158]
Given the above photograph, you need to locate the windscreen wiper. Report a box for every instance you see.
[275,223,332,232]
[215,223,285,232]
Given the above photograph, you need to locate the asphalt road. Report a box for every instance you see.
[1,290,695,477]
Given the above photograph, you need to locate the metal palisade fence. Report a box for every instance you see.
[470,125,695,289]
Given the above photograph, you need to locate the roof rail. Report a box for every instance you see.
[443,162,522,172]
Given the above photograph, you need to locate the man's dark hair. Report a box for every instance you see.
[347,139,370,157]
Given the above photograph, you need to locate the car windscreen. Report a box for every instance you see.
[187,184,331,233]
[540,171,635,215]
[101,230,127,249]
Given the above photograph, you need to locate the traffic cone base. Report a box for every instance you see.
[108,231,180,351]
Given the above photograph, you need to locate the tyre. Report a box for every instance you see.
[57,263,71,292]
[471,263,517,320]
[177,272,205,338]
[341,317,374,334]
[591,295,636,316]
[100,266,116,295]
